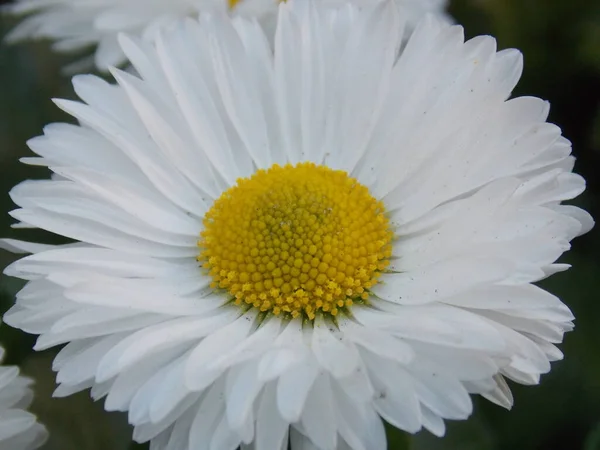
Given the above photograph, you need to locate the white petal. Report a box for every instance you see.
[373,256,513,304]
[185,313,256,391]
[301,375,337,450]
[255,384,289,450]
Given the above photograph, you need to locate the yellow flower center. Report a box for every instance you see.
[198,163,393,320]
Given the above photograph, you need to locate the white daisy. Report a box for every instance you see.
[2,1,592,449]
[5,0,449,72]
[0,344,48,449]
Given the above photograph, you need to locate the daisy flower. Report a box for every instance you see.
[2,1,592,449]
[0,344,48,449]
[4,0,449,72]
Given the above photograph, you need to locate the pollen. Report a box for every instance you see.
[198,162,393,320]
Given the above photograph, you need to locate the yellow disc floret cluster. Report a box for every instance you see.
[198,162,393,320]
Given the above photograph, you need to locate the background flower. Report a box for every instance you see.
[0,342,47,450]
[4,0,449,72]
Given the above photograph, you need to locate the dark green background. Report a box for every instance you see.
[0,0,599,449]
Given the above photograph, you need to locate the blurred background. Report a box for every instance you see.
[0,0,599,449]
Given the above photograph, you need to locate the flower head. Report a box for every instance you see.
[0,345,48,449]
[2,1,592,449]
[5,0,449,72]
